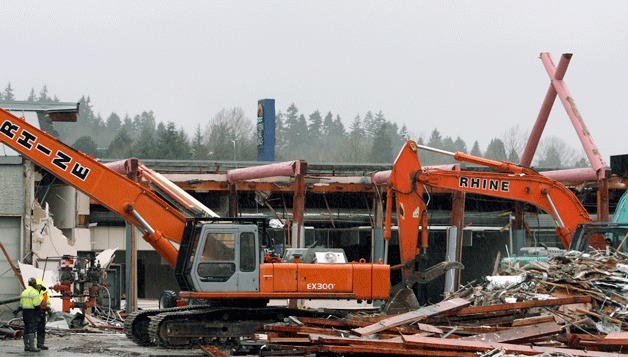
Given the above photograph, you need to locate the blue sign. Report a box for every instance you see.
[257,99,275,162]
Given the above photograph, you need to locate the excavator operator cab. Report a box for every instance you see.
[189,223,261,292]
[176,218,267,295]
[569,222,628,253]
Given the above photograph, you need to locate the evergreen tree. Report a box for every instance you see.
[307,110,323,144]
[454,136,467,153]
[155,122,192,159]
[344,115,368,162]
[484,138,508,161]
[106,113,122,133]
[274,111,287,160]
[470,141,482,157]
[191,124,210,160]
[507,148,520,163]
[132,111,158,159]
[283,104,308,159]
[107,128,134,159]
[362,111,375,137]
[322,111,334,137]
[427,129,443,148]
[442,136,456,152]
[370,122,393,163]
[3,83,15,101]
[72,136,98,156]
[398,124,409,141]
[38,86,51,102]
[27,88,37,102]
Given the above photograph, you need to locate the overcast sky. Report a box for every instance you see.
[1,1,626,163]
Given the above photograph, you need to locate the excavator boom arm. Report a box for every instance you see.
[389,140,592,254]
[0,109,187,266]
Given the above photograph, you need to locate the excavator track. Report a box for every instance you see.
[147,306,337,349]
[124,305,210,346]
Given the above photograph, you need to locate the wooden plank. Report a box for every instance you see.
[402,334,622,356]
[264,324,346,336]
[351,298,470,336]
[319,344,477,356]
[299,315,440,335]
[268,337,311,343]
[459,321,562,343]
[597,332,628,346]
[444,296,591,316]
[311,334,404,348]
[511,315,555,326]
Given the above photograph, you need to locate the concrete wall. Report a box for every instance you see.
[0,216,23,321]
[91,226,155,251]
[0,158,24,215]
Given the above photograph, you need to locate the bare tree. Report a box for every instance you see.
[503,124,529,161]
[535,136,580,168]
[204,108,255,161]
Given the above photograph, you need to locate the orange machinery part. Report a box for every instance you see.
[386,141,429,281]
[391,140,593,250]
[179,262,390,301]
[0,109,185,267]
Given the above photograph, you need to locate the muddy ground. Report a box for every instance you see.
[1,331,206,357]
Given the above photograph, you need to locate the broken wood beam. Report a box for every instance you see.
[459,321,563,343]
[402,334,621,356]
[444,296,591,316]
[351,298,470,336]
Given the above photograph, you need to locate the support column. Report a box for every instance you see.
[372,194,384,263]
[445,190,465,294]
[597,176,610,222]
[292,163,306,248]
[125,222,137,313]
[228,184,238,218]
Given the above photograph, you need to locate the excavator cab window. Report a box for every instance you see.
[240,232,256,272]
[189,223,262,292]
[197,232,236,282]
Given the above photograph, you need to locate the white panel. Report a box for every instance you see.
[0,111,40,156]
[44,185,77,229]
[0,217,22,320]
[72,228,92,251]
[76,191,90,215]
[91,226,155,251]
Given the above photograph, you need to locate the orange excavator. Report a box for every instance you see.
[0,108,391,347]
[384,140,600,308]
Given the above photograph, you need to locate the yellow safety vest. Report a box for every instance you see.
[36,279,50,309]
[20,286,43,310]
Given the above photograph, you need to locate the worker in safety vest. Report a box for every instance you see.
[18,277,43,352]
[35,279,52,350]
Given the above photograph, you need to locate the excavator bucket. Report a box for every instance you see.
[383,261,464,314]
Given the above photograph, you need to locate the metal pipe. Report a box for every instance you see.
[540,53,607,179]
[543,190,565,228]
[125,205,155,234]
[417,145,455,157]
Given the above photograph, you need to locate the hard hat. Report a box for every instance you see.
[35,279,46,290]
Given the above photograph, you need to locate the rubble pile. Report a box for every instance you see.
[246,250,628,356]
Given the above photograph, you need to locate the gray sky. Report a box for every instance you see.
[1,1,626,163]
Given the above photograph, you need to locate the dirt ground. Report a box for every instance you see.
[1,331,206,357]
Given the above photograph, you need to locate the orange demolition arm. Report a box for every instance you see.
[0,108,186,267]
[389,140,592,252]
